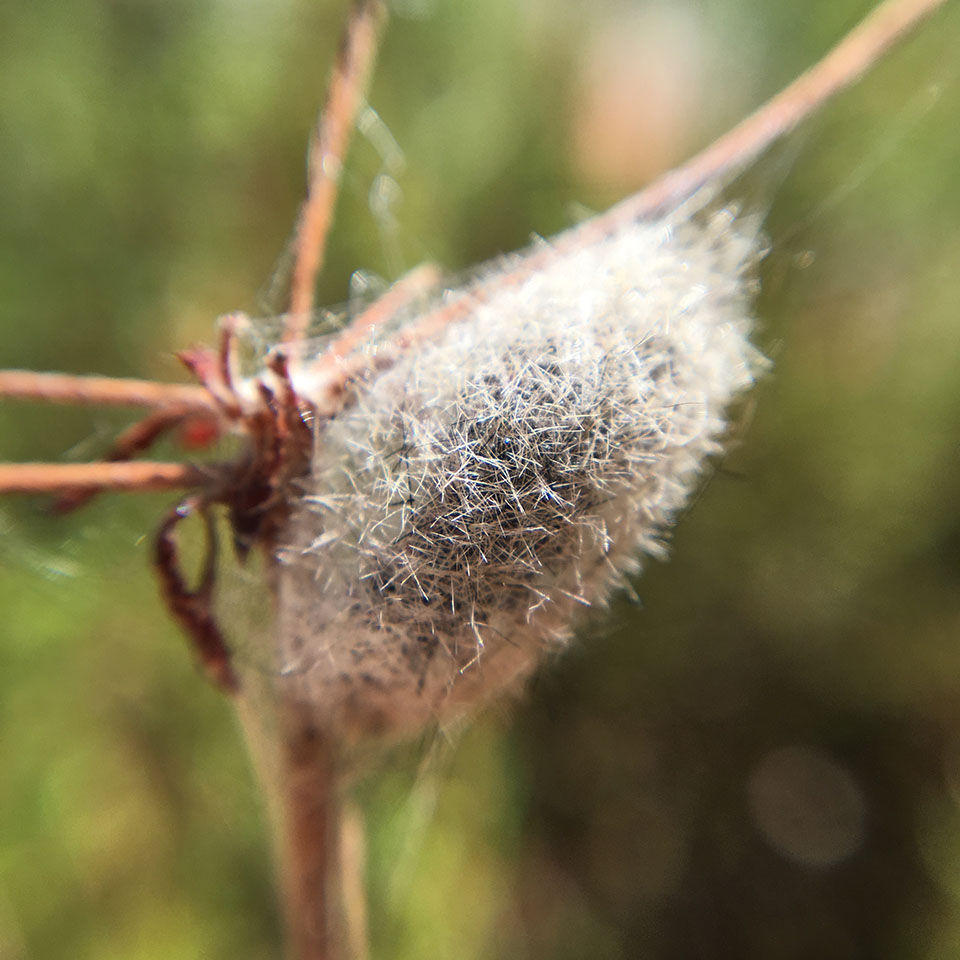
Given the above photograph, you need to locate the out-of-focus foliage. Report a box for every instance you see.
[2,0,960,957]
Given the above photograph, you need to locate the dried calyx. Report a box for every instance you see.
[269,196,764,745]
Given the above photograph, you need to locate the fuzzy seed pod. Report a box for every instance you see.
[270,198,765,746]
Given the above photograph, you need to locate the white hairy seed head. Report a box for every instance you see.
[272,196,765,745]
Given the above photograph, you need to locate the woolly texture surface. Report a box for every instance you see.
[273,201,764,743]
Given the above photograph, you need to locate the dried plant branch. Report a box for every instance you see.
[276,710,340,960]
[286,0,388,344]
[0,461,214,495]
[303,0,949,413]
[339,803,370,960]
[52,408,209,513]
[0,369,216,412]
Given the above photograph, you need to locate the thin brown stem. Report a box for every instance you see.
[0,461,213,495]
[286,0,388,343]
[53,408,201,513]
[305,0,948,410]
[277,706,342,960]
[339,802,370,960]
[0,369,216,412]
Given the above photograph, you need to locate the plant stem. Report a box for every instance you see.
[0,369,215,410]
[286,0,387,345]
[0,461,213,494]
[276,703,344,960]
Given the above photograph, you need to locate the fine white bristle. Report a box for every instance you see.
[271,197,765,743]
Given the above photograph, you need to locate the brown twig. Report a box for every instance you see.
[0,369,216,412]
[52,408,202,513]
[286,0,388,345]
[0,461,213,495]
[305,0,949,412]
[277,708,341,960]
[339,802,370,960]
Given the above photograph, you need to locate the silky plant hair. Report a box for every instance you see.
[269,195,766,745]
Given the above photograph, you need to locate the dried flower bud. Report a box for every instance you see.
[271,197,765,745]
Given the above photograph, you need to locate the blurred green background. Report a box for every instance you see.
[3,0,960,957]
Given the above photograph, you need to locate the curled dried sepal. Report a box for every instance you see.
[156,497,240,693]
[267,198,765,745]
